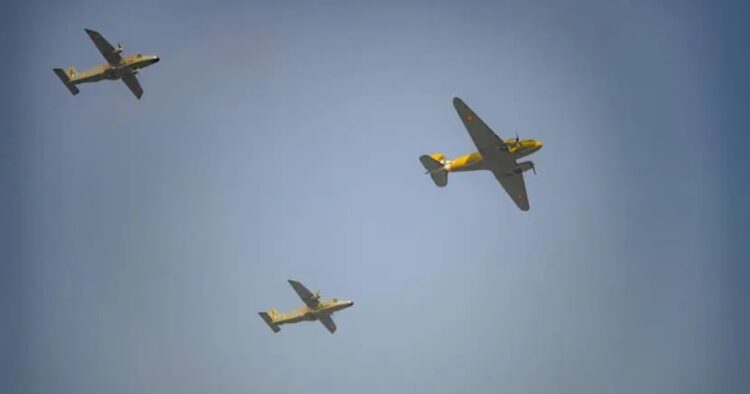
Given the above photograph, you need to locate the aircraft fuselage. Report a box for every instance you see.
[68,54,160,84]
[432,139,543,173]
[272,298,354,326]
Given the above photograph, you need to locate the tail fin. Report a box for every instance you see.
[419,155,448,187]
[53,68,80,95]
[258,309,281,333]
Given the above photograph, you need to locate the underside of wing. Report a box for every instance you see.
[453,97,505,151]
[288,280,320,309]
[122,74,143,99]
[453,97,517,173]
[318,314,337,334]
[85,28,122,65]
[491,171,530,211]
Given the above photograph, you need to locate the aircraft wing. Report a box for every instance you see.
[85,28,122,65]
[491,171,530,211]
[318,314,337,334]
[454,97,527,209]
[288,280,320,309]
[453,97,507,151]
[122,74,143,99]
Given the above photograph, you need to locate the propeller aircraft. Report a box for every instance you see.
[53,29,160,99]
[420,97,543,211]
[259,280,354,334]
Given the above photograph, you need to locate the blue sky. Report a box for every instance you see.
[1,1,748,393]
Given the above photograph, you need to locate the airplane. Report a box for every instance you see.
[419,97,543,211]
[53,28,160,99]
[259,280,354,334]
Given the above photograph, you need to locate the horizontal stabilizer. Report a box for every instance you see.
[419,155,447,187]
[53,68,80,95]
[259,312,281,333]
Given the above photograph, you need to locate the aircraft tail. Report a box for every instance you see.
[53,68,80,95]
[258,309,281,333]
[419,155,448,187]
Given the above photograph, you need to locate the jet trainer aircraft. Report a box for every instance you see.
[259,280,354,334]
[420,97,543,211]
[53,29,160,99]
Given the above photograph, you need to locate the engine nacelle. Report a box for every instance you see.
[507,161,535,176]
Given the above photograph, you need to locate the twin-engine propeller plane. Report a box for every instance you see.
[53,29,160,99]
[420,97,543,211]
[259,280,354,334]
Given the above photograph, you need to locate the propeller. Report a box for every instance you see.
[505,133,521,151]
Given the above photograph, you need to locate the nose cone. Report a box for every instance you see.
[536,140,543,149]
[154,56,160,63]
[348,301,354,307]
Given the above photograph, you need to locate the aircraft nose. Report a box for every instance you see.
[536,141,543,149]
[349,301,354,307]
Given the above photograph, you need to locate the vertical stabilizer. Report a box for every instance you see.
[419,155,448,187]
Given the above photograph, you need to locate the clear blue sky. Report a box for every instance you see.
[1,1,748,393]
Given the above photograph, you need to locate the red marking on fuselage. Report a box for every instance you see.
[466,114,475,122]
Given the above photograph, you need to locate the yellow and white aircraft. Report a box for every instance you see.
[420,97,543,211]
[53,29,160,99]
[259,280,354,334]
